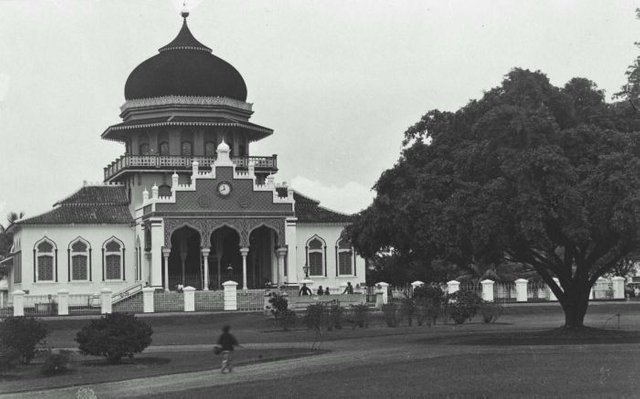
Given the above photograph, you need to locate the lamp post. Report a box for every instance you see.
[303,263,309,279]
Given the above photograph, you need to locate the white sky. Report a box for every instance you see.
[0,0,639,220]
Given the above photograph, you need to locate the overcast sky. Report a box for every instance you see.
[0,0,639,221]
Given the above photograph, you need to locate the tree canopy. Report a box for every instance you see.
[348,68,640,328]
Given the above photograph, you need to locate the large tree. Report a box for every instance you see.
[349,69,640,329]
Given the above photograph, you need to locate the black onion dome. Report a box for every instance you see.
[124,19,247,101]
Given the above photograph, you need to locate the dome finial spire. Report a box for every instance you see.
[181,1,190,21]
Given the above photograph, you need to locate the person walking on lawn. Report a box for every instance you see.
[217,325,240,373]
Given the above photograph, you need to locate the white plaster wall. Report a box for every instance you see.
[14,224,136,296]
[294,223,365,290]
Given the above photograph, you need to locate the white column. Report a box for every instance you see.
[183,286,195,312]
[285,217,297,282]
[150,219,165,287]
[269,230,278,284]
[12,290,24,317]
[100,288,112,314]
[549,277,560,301]
[223,280,238,311]
[515,278,528,302]
[162,248,171,291]
[142,287,155,313]
[481,279,494,302]
[447,280,460,295]
[612,276,626,299]
[57,289,69,316]
[276,247,287,285]
[240,247,250,291]
[202,248,210,291]
[376,282,389,304]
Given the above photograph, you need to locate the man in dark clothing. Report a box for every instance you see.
[343,282,354,294]
[299,283,312,296]
[217,325,239,373]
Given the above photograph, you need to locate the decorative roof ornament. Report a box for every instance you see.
[181,1,190,20]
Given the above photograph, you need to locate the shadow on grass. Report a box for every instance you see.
[419,327,640,346]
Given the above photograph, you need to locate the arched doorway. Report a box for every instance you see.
[209,226,241,289]
[248,225,278,288]
[169,226,202,289]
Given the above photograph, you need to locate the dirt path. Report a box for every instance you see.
[4,332,640,399]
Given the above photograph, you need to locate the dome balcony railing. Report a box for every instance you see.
[104,154,277,180]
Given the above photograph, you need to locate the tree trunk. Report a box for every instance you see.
[558,284,590,329]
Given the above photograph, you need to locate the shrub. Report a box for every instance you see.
[400,297,417,326]
[414,286,445,326]
[279,309,297,331]
[328,304,344,330]
[41,349,71,375]
[304,303,333,349]
[382,303,400,327]
[268,293,295,331]
[416,303,441,326]
[479,301,504,324]
[0,345,20,372]
[304,303,332,332]
[446,291,482,324]
[0,316,48,364]
[350,304,369,328]
[75,313,153,364]
[413,285,445,306]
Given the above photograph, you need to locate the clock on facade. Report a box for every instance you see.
[217,181,232,196]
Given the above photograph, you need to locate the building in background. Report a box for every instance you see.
[2,10,364,301]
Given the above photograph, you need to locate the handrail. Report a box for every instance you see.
[104,154,278,180]
[111,283,143,304]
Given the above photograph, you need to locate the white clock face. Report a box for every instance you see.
[218,182,232,196]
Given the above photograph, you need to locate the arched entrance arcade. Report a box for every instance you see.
[162,218,289,290]
[167,226,202,289]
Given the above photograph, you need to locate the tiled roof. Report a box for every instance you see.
[279,189,354,223]
[19,186,133,225]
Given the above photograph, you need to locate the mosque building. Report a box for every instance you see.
[1,10,365,301]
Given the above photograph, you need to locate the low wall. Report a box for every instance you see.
[287,294,366,310]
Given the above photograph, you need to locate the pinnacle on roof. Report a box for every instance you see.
[158,13,212,53]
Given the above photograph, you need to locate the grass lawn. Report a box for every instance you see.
[0,348,323,394]
[145,345,640,398]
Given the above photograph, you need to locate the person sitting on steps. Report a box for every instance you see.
[299,283,312,296]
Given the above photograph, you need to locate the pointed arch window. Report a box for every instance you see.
[139,143,150,156]
[35,238,56,282]
[181,141,193,156]
[306,237,325,277]
[103,238,125,281]
[159,141,170,156]
[336,238,354,276]
[205,141,216,157]
[69,238,91,281]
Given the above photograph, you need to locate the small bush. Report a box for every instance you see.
[268,293,295,331]
[0,316,48,364]
[414,286,445,326]
[0,345,20,372]
[382,303,400,327]
[280,309,297,331]
[76,313,153,364]
[304,303,332,332]
[328,304,345,330]
[446,291,482,324]
[400,297,417,326]
[416,303,441,326]
[479,301,504,324]
[413,285,445,307]
[41,349,71,375]
[350,304,369,328]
